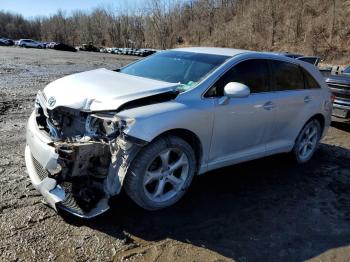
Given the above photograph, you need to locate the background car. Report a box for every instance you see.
[46,42,57,49]
[0,37,14,46]
[109,47,119,54]
[18,39,45,48]
[52,42,77,52]
[325,66,350,120]
[296,56,320,66]
[99,47,108,53]
[271,52,320,66]
[0,39,7,46]
[142,48,157,57]
[122,48,132,55]
[78,43,100,52]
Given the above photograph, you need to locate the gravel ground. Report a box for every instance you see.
[0,46,350,262]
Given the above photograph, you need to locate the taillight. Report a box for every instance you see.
[330,93,335,103]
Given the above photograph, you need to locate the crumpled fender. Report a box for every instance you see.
[104,136,146,196]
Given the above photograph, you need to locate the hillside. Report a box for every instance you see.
[1,0,350,64]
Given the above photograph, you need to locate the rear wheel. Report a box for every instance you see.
[293,119,321,163]
[124,135,196,210]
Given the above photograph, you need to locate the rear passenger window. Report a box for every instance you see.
[302,69,321,89]
[270,60,304,91]
[206,59,270,97]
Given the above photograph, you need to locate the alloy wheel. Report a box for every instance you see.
[297,123,319,161]
[143,148,189,203]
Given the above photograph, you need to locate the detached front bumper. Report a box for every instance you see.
[25,145,65,209]
[25,111,110,218]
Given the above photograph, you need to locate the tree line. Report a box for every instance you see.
[0,0,349,60]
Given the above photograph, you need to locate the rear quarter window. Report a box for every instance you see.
[302,68,321,89]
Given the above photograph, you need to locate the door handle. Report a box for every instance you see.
[263,101,276,110]
[304,96,312,103]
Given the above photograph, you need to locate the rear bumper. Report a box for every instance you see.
[25,111,110,218]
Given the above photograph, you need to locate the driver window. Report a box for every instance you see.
[205,59,270,97]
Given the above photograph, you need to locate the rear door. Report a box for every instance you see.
[207,59,276,168]
[266,60,317,152]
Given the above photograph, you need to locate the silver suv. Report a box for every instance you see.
[25,47,333,218]
[18,39,44,48]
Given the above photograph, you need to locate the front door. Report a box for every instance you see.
[206,59,276,170]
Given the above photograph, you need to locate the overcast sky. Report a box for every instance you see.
[0,0,150,18]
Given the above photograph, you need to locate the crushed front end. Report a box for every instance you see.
[25,91,145,218]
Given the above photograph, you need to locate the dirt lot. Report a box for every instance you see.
[0,46,350,262]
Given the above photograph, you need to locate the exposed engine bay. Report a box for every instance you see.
[33,92,147,216]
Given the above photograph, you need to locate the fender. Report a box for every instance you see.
[117,98,215,172]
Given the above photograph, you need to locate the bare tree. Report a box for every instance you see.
[0,0,349,60]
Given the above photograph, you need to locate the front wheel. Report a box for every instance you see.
[292,119,321,163]
[124,135,196,210]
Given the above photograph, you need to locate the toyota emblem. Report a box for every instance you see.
[47,96,56,107]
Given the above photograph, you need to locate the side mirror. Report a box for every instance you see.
[224,82,250,98]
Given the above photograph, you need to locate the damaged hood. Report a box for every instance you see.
[43,68,179,111]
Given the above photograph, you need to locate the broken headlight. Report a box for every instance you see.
[85,113,134,138]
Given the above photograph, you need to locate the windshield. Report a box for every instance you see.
[120,51,229,91]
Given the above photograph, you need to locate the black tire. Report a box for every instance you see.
[124,135,196,210]
[292,119,321,163]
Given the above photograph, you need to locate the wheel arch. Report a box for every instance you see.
[292,113,325,163]
[150,128,203,174]
[294,113,325,144]
[308,113,325,133]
